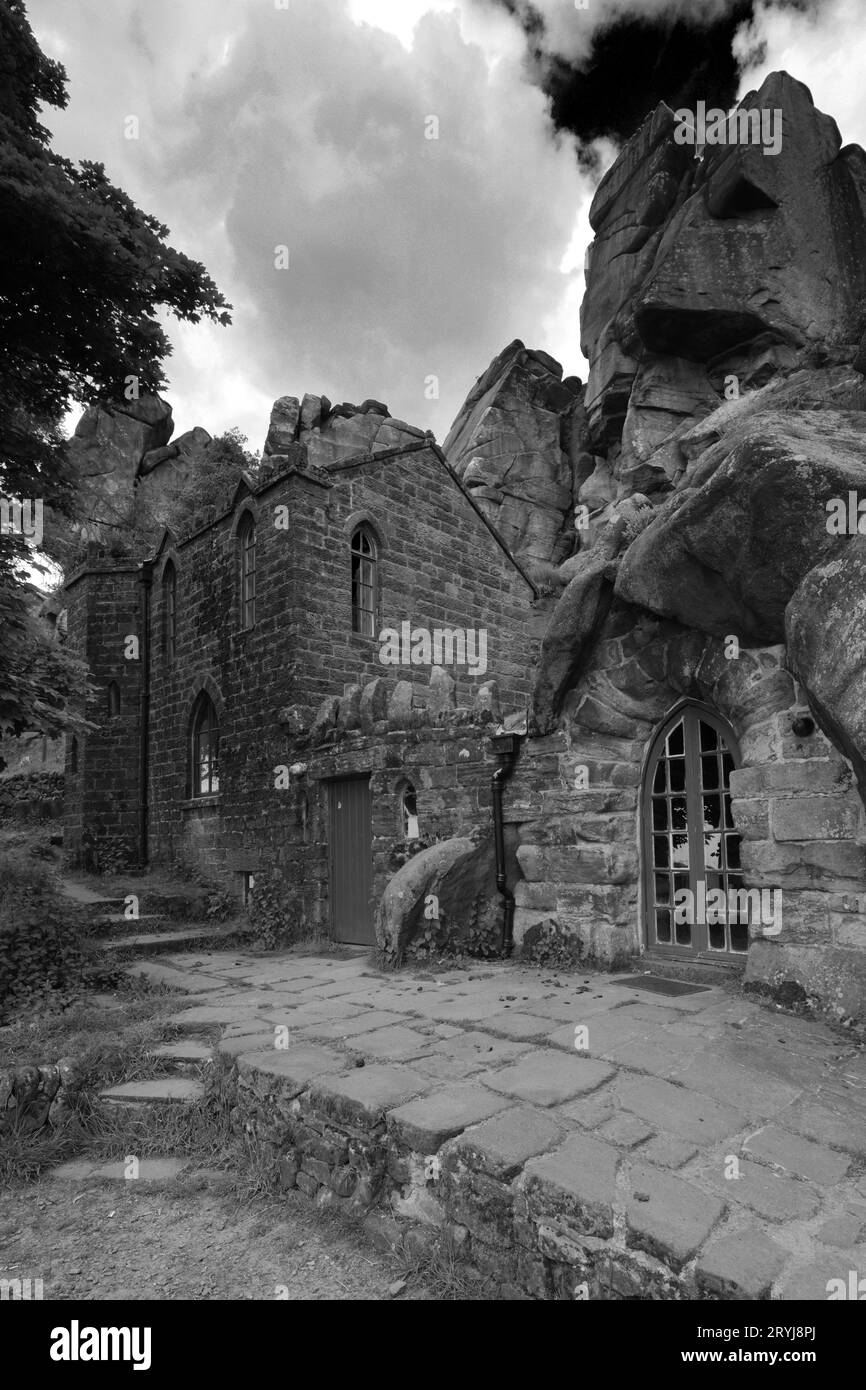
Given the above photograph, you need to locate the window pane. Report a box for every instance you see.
[666,722,684,756]
[668,758,685,793]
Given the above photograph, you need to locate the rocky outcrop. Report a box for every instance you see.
[261,393,427,471]
[67,396,175,541]
[533,72,866,735]
[442,340,591,574]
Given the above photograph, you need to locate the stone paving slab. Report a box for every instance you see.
[448,1105,567,1180]
[614,1074,747,1143]
[125,961,229,994]
[696,1227,790,1299]
[776,1095,866,1155]
[350,1025,431,1062]
[486,1050,616,1107]
[311,1065,431,1130]
[698,1156,821,1222]
[523,1132,620,1239]
[743,1124,852,1184]
[236,1045,347,1090]
[626,1161,727,1269]
[388,1083,512,1152]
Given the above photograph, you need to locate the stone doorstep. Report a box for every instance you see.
[98,1078,204,1105]
[101,924,237,953]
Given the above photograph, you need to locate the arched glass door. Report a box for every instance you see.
[642,703,747,958]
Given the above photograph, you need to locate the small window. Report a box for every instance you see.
[238,514,256,629]
[162,561,177,664]
[191,693,220,797]
[351,525,377,635]
[400,782,419,840]
[241,871,256,906]
[69,737,79,774]
[107,681,121,717]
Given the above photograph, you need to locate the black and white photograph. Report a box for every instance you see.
[1,0,865,1346]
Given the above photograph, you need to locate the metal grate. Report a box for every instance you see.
[613,975,710,997]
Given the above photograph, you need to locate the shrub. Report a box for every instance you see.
[522,919,583,971]
[245,873,304,950]
[0,851,85,1018]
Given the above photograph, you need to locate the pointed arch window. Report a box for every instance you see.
[351,525,377,636]
[69,737,79,774]
[642,703,746,958]
[107,681,121,717]
[191,693,220,797]
[238,514,256,629]
[162,561,177,664]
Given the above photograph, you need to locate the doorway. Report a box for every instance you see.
[642,702,747,960]
[327,775,374,944]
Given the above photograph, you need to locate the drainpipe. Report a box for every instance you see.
[138,561,152,867]
[490,731,522,957]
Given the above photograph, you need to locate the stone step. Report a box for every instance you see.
[148,1040,214,1067]
[51,1157,192,1185]
[98,1077,204,1106]
[101,924,237,956]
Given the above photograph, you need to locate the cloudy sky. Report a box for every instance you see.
[26,0,866,451]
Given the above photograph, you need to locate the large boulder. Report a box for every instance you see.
[376,834,502,963]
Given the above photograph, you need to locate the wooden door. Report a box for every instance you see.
[328,776,374,944]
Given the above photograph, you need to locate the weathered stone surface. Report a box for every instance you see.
[626,1162,726,1270]
[449,1105,566,1180]
[263,396,301,454]
[311,1065,430,1129]
[486,1051,615,1107]
[67,395,174,541]
[696,1228,789,1299]
[388,1084,511,1152]
[522,1132,620,1239]
[443,339,586,567]
[375,834,500,960]
[743,1125,850,1184]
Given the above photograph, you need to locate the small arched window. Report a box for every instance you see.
[191,693,220,797]
[351,525,377,636]
[162,561,177,664]
[69,737,79,774]
[400,782,419,840]
[238,514,256,629]
[107,681,121,717]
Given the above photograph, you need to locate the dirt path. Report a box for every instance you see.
[0,1176,431,1301]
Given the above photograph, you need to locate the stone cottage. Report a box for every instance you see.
[66,69,866,1020]
[63,423,543,950]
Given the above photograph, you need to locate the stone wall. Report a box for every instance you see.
[505,604,866,1019]
[62,561,143,869]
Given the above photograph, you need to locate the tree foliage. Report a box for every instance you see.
[0,0,231,745]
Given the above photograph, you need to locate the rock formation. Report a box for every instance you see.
[442,340,592,579]
[261,393,428,470]
[519,70,866,1016]
[534,71,866,744]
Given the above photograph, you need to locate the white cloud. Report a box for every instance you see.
[734,0,866,147]
[28,0,592,450]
